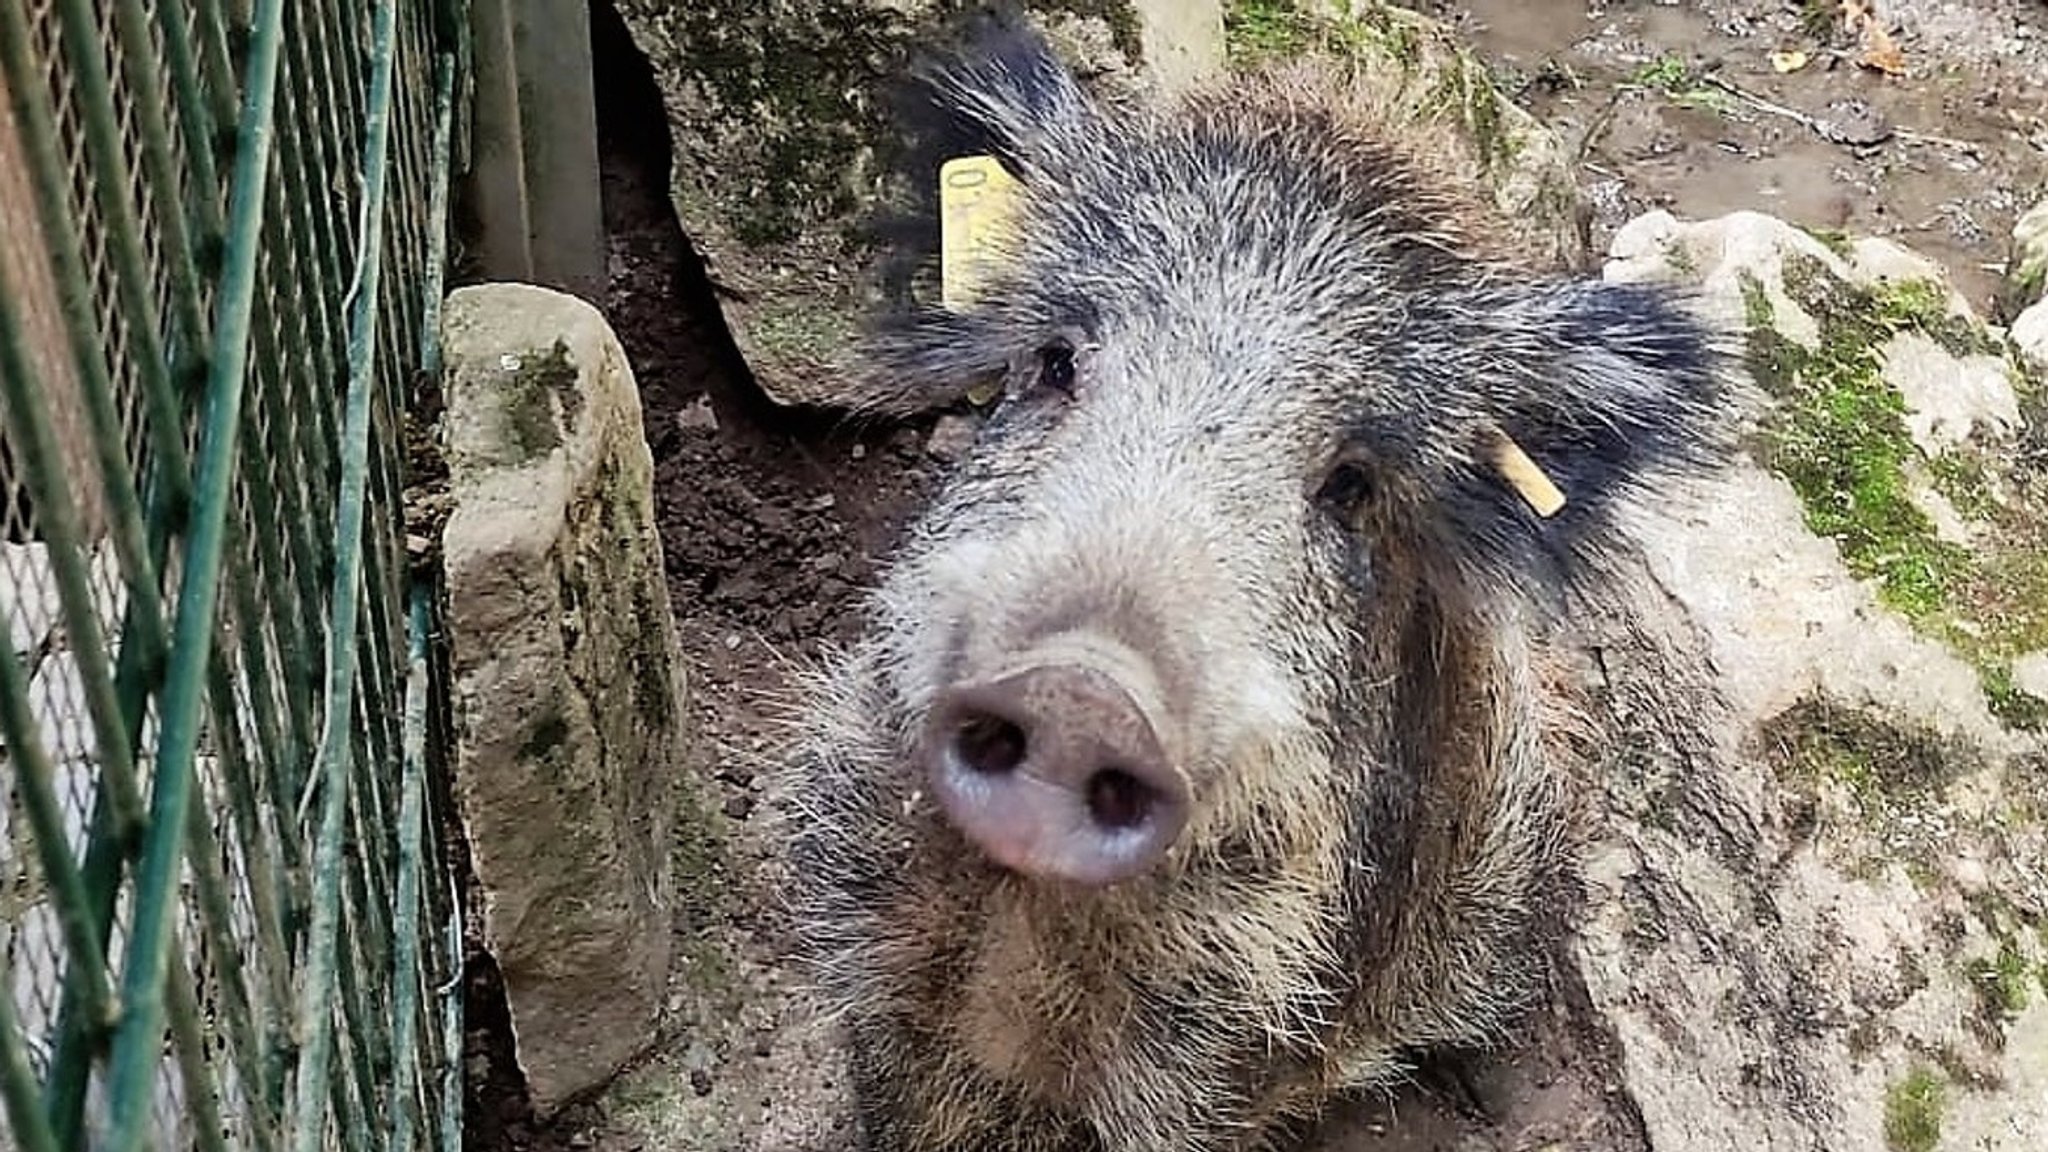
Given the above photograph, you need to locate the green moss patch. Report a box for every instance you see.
[1956,895,2048,1035]
[1983,662,2048,731]
[1622,53,1736,115]
[1754,697,1994,883]
[1883,1066,1946,1152]
[497,340,580,463]
[1221,1,1528,183]
[1223,0,1311,62]
[1746,264,1971,621]
[1799,224,1857,261]
[1224,0,1421,70]
[2008,264,2047,321]
[1742,256,2048,730]
[1928,451,1999,521]
[1628,54,1691,93]
[1760,698,1971,807]
[748,301,859,367]
[2039,920,2048,998]
[1962,939,2033,1022]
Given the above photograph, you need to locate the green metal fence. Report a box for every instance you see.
[0,0,468,1147]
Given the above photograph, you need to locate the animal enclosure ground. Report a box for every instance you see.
[462,2,2048,1149]
[1426,0,2047,314]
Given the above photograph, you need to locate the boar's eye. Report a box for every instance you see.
[1000,335,1084,409]
[1314,459,1377,522]
[1035,339,1077,396]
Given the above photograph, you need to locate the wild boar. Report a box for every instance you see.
[778,14,1732,1150]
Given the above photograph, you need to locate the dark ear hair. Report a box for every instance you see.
[1395,277,1739,607]
[898,6,1102,186]
[827,10,1100,417]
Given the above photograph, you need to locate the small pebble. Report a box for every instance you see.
[677,395,720,433]
[925,414,980,462]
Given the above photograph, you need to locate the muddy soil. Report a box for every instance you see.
[1423,0,2047,313]
[462,2,2048,1150]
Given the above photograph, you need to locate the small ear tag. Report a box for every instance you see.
[939,154,1021,309]
[1488,429,1567,518]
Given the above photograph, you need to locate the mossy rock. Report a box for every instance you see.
[440,284,705,1115]
[1998,196,2048,322]
[1747,258,2047,731]
[1608,209,2048,734]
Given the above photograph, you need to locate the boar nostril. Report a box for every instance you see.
[952,713,1028,776]
[1085,768,1153,830]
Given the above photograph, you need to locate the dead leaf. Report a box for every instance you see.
[1842,0,1907,75]
[1771,49,1811,73]
[1860,40,1907,74]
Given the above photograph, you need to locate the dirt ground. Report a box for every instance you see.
[1429,0,2048,314]
[462,2,2048,1149]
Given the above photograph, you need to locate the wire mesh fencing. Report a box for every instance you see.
[1,0,468,1148]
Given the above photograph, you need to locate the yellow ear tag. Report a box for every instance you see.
[939,154,1021,310]
[1489,429,1567,518]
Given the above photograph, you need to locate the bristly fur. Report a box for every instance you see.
[774,11,1737,1152]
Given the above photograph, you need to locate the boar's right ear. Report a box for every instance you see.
[1402,276,1741,606]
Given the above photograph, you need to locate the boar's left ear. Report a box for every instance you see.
[832,307,1018,419]
[903,8,1102,184]
[821,12,1101,418]
[1418,277,1738,601]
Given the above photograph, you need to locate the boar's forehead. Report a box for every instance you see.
[996,111,1484,425]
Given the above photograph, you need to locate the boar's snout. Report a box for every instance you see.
[923,652,1190,887]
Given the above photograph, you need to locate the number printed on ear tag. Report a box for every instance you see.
[940,155,1021,310]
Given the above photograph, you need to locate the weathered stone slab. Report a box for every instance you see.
[1569,210,2048,1152]
[439,283,693,1115]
